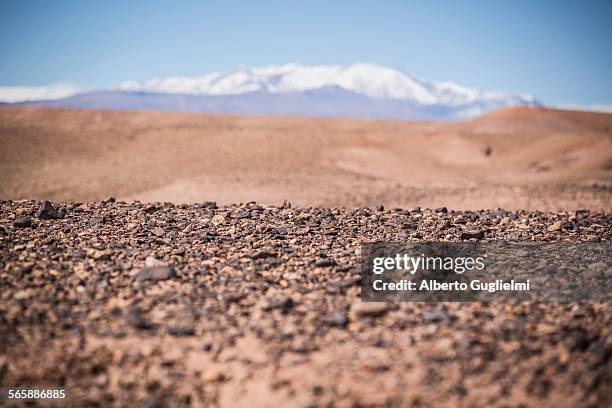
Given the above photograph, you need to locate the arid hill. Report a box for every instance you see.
[1,106,611,210]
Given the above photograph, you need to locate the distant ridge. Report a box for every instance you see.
[3,63,540,120]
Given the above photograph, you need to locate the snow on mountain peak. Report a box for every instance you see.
[118,63,533,110]
[2,64,538,120]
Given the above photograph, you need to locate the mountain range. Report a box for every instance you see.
[2,64,540,120]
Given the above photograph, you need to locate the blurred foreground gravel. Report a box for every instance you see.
[1,199,611,407]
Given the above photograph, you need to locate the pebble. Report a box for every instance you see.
[211,213,227,225]
[349,302,389,320]
[134,266,176,281]
[201,369,227,382]
[36,200,64,219]
[460,230,485,240]
[13,217,32,228]
[151,227,165,237]
[264,295,294,313]
[324,311,348,328]
[422,308,449,323]
[166,325,195,336]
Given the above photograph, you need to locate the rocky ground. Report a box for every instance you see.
[1,199,611,407]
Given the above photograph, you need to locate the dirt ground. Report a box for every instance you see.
[1,200,610,407]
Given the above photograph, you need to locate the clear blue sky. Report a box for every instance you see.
[1,0,610,106]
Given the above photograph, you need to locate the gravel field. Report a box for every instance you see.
[1,199,611,407]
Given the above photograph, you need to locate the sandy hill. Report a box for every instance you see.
[1,106,611,210]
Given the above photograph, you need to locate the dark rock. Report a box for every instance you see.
[36,200,64,219]
[126,307,152,330]
[135,266,176,281]
[567,331,590,351]
[13,217,32,228]
[224,292,246,303]
[589,345,611,367]
[250,251,276,260]
[314,258,335,267]
[143,205,158,214]
[167,326,195,336]
[460,230,485,240]
[265,295,294,313]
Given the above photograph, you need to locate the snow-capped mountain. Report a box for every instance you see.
[3,64,539,120]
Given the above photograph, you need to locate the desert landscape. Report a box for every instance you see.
[0,106,611,406]
[1,106,611,210]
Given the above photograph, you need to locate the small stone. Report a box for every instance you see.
[135,266,176,281]
[90,216,106,226]
[314,258,335,267]
[547,221,563,232]
[126,307,152,330]
[324,312,348,328]
[292,338,316,353]
[264,295,294,313]
[36,200,64,219]
[172,248,186,256]
[359,347,391,371]
[102,196,116,203]
[201,369,227,382]
[145,256,165,267]
[211,213,227,226]
[14,289,32,300]
[250,251,276,260]
[13,217,32,228]
[422,308,448,322]
[295,226,310,235]
[224,292,246,303]
[143,205,158,214]
[567,331,590,351]
[151,227,165,237]
[167,325,195,336]
[460,230,485,240]
[349,302,389,320]
[281,200,291,209]
[88,249,111,261]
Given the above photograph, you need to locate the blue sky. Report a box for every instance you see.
[0,0,610,106]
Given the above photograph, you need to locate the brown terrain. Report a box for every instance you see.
[1,106,611,210]
[1,106,611,407]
